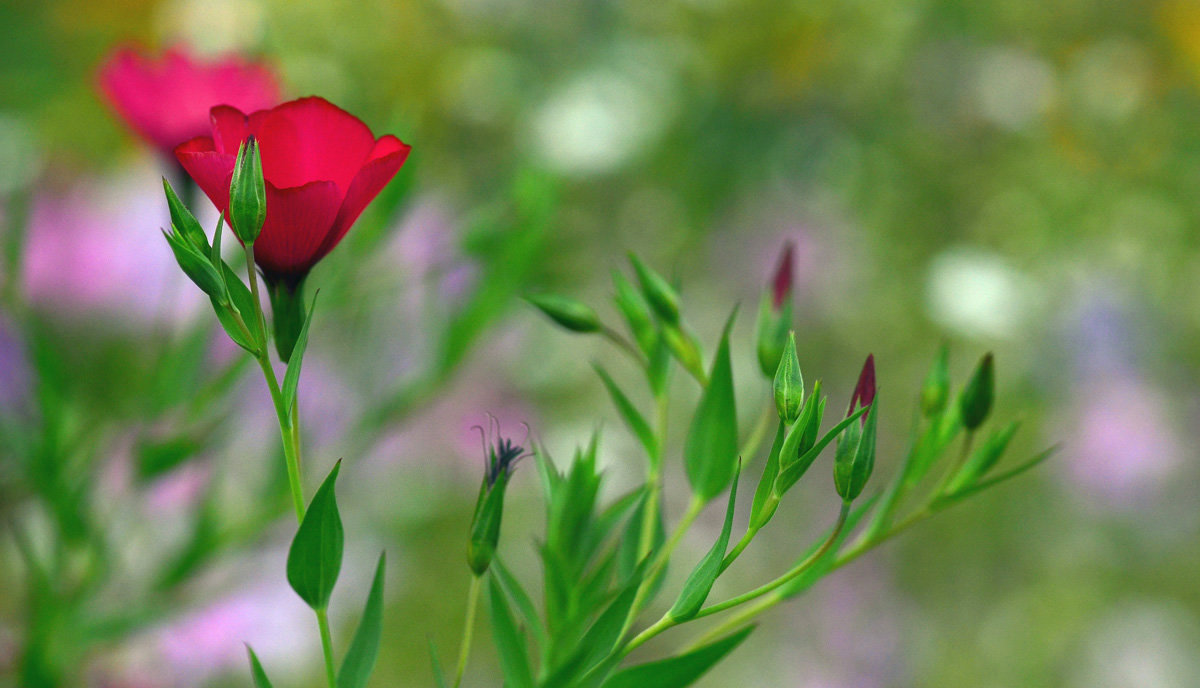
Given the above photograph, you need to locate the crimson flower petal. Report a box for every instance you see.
[315,135,412,263]
[253,180,343,276]
[253,97,377,191]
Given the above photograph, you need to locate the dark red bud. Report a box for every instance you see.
[847,353,876,424]
[770,241,795,310]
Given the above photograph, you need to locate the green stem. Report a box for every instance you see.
[625,502,850,655]
[453,575,483,688]
[719,525,759,574]
[241,243,334,686]
[691,504,935,649]
[696,502,849,619]
[601,324,647,366]
[316,607,338,688]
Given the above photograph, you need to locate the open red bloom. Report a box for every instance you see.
[98,45,280,155]
[175,97,411,277]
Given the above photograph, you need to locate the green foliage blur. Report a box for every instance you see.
[1,0,1198,686]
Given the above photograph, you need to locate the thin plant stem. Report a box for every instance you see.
[601,324,646,366]
[453,575,483,688]
[316,607,338,688]
[242,243,336,687]
[623,502,850,656]
[689,504,935,649]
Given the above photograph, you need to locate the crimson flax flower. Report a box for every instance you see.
[98,45,280,156]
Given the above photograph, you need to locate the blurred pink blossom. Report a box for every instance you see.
[22,166,209,327]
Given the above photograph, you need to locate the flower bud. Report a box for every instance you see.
[466,421,528,576]
[773,332,804,423]
[629,254,680,324]
[847,354,876,426]
[959,352,994,431]
[755,294,791,378]
[525,293,601,333]
[755,243,795,377]
[612,270,657,355]
[921,344,951,417]
[770,241,795,311]
[663,323,706,382]
[834,397,877,502]
[229,136,266,244]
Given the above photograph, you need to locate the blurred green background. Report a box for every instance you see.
[1,0,1198,686]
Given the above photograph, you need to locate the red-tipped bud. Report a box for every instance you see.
[771,241,795,310]
[847,354,876,424]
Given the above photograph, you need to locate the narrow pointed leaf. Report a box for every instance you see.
[338,552,386,688]
[492,558,547,648]
[936,445,1058,506]
[599,626,755,688]
[287,461,344,609]
[488,576,535,688]
[669,466,741,621]
[684,311,739,501]
[246,646,274,688]
[428,639,449,688]
[283,291,319,420]
[594,365,658,465]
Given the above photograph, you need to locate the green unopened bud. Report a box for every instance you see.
[467,473,508,576]
[629,254,680,324]
[773,332,804,423]
[163,229,224,298]
[945,420,1019,494]
[959,353,994,431]
[525,293,601,333]
[755,293,791,377]
[229,136,267,244]
[612,270,657,355]
[921,345,951,417]
[834,397,877,502]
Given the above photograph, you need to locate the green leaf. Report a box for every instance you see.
[684,311,739,501]
[163,229,224,298]
[612,269,657,355]
[282,291,319,419]
[749,422,785,529]
[246,646,274,688]
[945,420,1021,494]
[669,465,740,621]
[542,577,643,687]
[163,177,209,252]
[212,260,265,353]
[936,445,1058,506]
[488,575,535,688]
[287,461,344,609]
[338,552,386,688]
[492,558,547,648]
[600,626,755,688]
[429,639,449,688]
[594,365,659,466]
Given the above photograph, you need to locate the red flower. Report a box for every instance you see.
[98,45,280,155]
[847,353,876,424]
[175,97,411,277]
